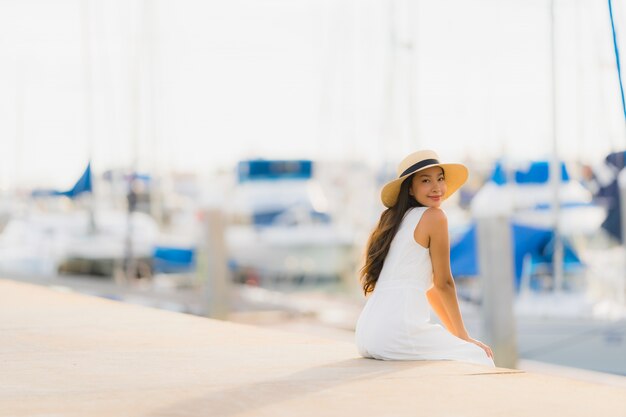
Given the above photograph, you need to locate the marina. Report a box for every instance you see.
[2,155,626,376]
[1,0,626,414]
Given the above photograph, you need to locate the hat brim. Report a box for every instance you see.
[380,163,468,208]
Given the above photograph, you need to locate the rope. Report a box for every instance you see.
[609,0,626,121]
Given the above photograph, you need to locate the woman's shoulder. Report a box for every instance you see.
[419,207,448,231]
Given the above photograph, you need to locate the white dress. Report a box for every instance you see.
[355,207,495,367]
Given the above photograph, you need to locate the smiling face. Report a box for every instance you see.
[409,166,447,208]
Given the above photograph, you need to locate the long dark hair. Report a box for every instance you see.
[360,175,424,295]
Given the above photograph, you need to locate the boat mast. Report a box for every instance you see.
[15,58,24,194]
[382,0,419,164]
[144,0,163,228]
[381,0,397,164]
[80,0,97,234]
[406,0,419,150]
[607,0,626,298]
[124,0,146,281]
[549,0,564,292]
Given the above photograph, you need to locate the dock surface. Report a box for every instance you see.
[1,279,625,417]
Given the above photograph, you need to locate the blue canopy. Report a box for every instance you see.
[489,160,570,186]
[152,246,195,273]
[450,222,582,290]
[237,160,313,183]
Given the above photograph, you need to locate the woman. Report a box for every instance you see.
[355,150,495,367]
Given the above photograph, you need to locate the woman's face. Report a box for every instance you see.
[409,166,447,208]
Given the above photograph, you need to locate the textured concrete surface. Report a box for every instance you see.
[1,279,625,417]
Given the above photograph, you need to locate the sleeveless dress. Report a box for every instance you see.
[355,207,495,367]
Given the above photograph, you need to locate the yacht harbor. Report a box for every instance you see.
[2,0,626,414]
[2,154,626,376]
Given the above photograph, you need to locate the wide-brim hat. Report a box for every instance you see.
[380,150,468,208]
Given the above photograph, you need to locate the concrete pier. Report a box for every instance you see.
[1,279,624,417]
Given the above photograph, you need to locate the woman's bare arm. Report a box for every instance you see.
[425,285,455,333]
[421,208,469,340]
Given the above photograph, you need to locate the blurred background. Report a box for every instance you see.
[1,0,625,379]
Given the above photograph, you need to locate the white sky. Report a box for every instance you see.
[1,0,626,189]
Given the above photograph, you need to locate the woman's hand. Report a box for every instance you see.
[467,338,494,359]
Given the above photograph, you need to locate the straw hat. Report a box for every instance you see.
[380,150,468,208]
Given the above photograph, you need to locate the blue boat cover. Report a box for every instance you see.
[152,246,195,273]
[450,222,582,290]
[489,161,570,186]
[238,160,313,183]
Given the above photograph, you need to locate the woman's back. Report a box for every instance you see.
[376,207,433,291]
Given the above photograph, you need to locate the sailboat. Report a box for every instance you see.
[0,163,159,277]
